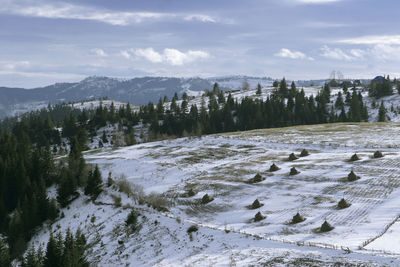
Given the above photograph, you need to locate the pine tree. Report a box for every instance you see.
[278,78,288,98]
[256,83,262,95]
[43,233,62,267]
[85,165,102,199]
[378,101,386,122]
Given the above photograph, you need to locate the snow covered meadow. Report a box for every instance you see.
[45,122,400,265]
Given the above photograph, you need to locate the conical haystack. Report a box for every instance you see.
[251,199,263,209]
[349,153,360,161]
[373,151,383,158]
[291,212,306,224]
[269,163,280,172]
[288,153,298,161]
[338,198,351,209]
[247,173,265,183]
[347,170,360,181]
[254,211,266,222]
[320,220,334,232]
[290,167,300,175]
[300,149,310,157]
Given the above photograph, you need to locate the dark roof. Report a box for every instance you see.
[373,76,385,82]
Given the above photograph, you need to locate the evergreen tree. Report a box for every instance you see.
[335,91,344,109]
[278,78,288,98]
[378,101,386,122]
[84,165,102,199]
[256,83,262,95]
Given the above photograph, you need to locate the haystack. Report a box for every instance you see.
[291,212,306,224]
[347,170,360,181]
[254,211,266,222]
[300,149,310,157]
[349,153,360,161]
[269,163,280,172]
[320,220,334,232]
[289,167,300,175]
[201,194,214,204]
[251,199,263,209]
[338,198,351,209]
[288,153,298,161]
[373,151,383,158]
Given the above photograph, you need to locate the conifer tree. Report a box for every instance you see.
[85,165,102,199]
[256,83,262,95]
[378,101,386,122]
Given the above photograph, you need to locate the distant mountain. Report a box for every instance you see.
[0,76,276,118]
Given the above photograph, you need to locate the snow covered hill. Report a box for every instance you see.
[27,123,400,266]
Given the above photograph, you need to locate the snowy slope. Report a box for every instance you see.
[26,122,400,266]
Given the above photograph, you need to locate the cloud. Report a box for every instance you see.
[0,60,31,71]
[274,48,314,60]
[90,48,107,57]
[320,45,358,61]
[120,50,131,59]
[296,0,341,3]
[370,44,400,61]
[184,14,216,23]
[125,48,210,65]
[338,35,400,45]
[133,48,163,63]
[0,1,219,26]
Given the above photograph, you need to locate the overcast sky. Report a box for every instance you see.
[1,0,400,87]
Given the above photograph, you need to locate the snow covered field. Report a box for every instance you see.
[41,122,398,265]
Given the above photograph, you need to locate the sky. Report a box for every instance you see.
[1,0,400,88]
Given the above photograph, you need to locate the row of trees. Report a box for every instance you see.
[0,106,102,260]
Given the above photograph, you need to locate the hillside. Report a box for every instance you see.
[26,123,400,266]
[0,76,276,118]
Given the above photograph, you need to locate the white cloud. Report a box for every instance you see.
[0,60,31,71]
[120,50,131,59]
[296,0,341,3]
[163,49,209,65]
[0,1,219,26]
[133,48,163,63]
[184,14,216,23]
[338,35,400,45]
[274,48,313,60]
[370,44,400,61]
[90,48,107,57]
[125,48,210,65]
[320,45,356,61]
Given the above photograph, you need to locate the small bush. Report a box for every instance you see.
[289,167,300,175]
[338,198,351,209]
[146,193,171,212]
[349,153,360,161]
[126,210,138,231]
[291,212,306,224]
[299,149,309,157]
[117,178,133,196]
[111,194,122,207]
[187,225,198,234]
[288,153,298,161]
[320,220,334,232]
[269,163,280,172]
[373,151,383,158]
[201,194,214,204]
[251,199,263,209]
[347,170,360,181]
[254,211,266,222]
